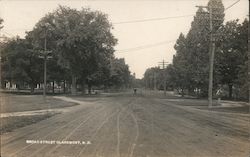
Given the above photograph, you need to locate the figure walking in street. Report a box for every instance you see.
[133,88,137,95]
[216,86,223,105]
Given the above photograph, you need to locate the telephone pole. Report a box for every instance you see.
[0,36,7,89]
[248,13,250,103]
[153,72,157,90]
[196,4,223,108]
[208,5,216,108]
[44,34,47,99]
[158,60,168,96]
[39,28,52,101]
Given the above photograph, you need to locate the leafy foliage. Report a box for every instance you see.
[215,19,248,98]
[0,18,3,30]
[1,6,132,94]
[143,0,249,99]
[167,0,225,96]
[30,6,118,94]
[1,38,43,92]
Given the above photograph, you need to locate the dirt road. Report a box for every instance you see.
[1,95,249,157]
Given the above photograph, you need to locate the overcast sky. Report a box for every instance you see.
[0,0,248,78]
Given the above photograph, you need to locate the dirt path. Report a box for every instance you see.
[1,95,249,157]
[0,96,84,118]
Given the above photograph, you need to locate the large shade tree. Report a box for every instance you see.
[1,37,43,93]
[168,0,224,97]
[109,58,131,89]
[215,19,248,98]
[0,18,3,30]
[29,6,117,95]
[172,33,192,94]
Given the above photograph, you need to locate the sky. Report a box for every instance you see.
[0,0,249,78]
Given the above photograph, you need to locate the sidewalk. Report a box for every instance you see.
[0,108,66,118]
[220,100,250,108]
[0,96,81,118]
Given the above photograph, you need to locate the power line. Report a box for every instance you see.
[2,0,242,35]
[1,0,242,41]
[1,31,16,37]
[115,40,176,53]
[113,14,194,25]
[225,0,241,11]
[3,28,32,31]
[114,0,241,25]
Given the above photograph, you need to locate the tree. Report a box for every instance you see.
[172,33,192,95]
[169,8,211,96]
[0,18,4,88]
[208,0,225,31]
[182,8,210,96]
[26,13,69,94]
[143,67,162,90]
[109,58,131,89]
[30,6,117,95]
[46,54,70,94]
[169,0,224,97]
[215,19,248,99]
[0,18,3,30]
[1,37,43,93]
[236,19,248,99]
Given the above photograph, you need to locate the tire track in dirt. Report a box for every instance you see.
[4,105,94,147]
[143,97,203,156]
[8,104,105,157]
[139,97,249,157]
[75,109,119,157]
[127,97,189,156]
[2,97,103,147]
[89,110,117,157]
[29,105,107,157]
[116,102,132,157]
[155,98,250,140]
[88,97,135,157]
[116,109,122,157]
[75,97,136,157]
[128,110,139,157]
[121,97,139,157]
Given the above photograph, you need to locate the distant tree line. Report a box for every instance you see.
[0,18,3,30]
[143,0,248,100]
[0,6,133,94]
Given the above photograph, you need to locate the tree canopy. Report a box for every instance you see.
[0,18,3,30]
[143,0,248,99]
[1,6,132,94]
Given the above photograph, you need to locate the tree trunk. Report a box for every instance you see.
[181,88,184,97]
[9,80,12,89]
[81,81,85,95]
[88,83,92,95]
[71,74,77,95]
[52,81,55,94]
[228,84,233,99]
[30,83,35,94]
[63,80,66,94]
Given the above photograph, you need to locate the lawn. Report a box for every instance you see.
[1,113,56,134]
[1,94,77,113]
[0,93,78,134]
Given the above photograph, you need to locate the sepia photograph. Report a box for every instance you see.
[0,0,249,157]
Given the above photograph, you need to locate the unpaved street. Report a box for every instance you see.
[1,94,249,157]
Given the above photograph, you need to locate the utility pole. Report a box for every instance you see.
[158,60,168,96]
[248,13,250,103]
[0,58,1,89]
[208,5,215,108]
[39,29,52,101]
[44,33,47,99]
[153,71,157,90]
[0,36,7,89]
[196,4,222,108]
